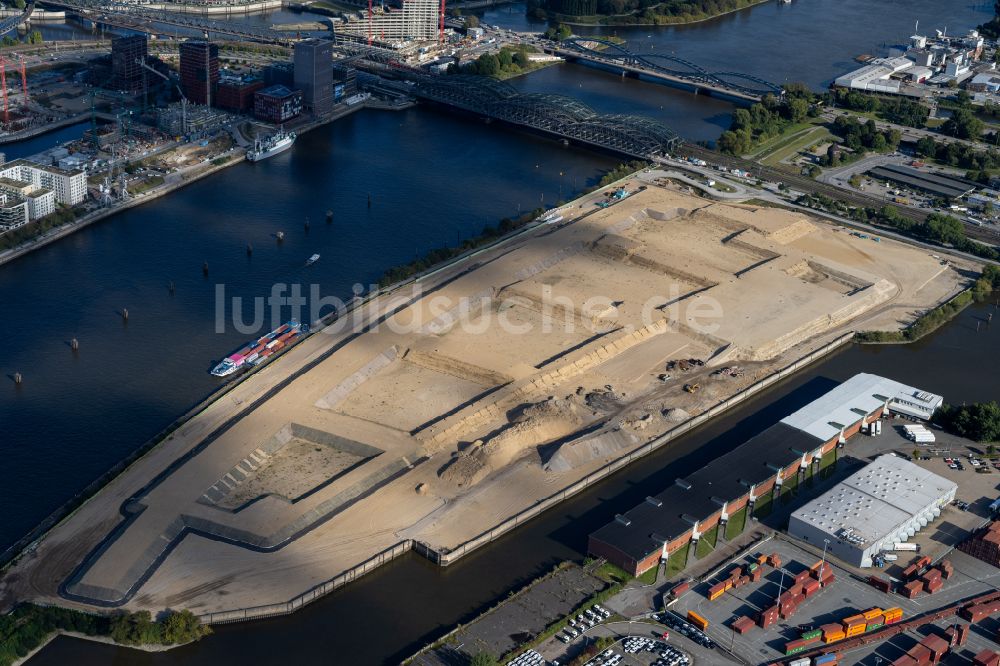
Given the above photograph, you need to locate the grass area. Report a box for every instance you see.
[725,506,748,541]
[761,126,835,168]
[695,525,718,559]
[746,120,819,160]
[593,562,634,585]
[130,175,164,195]
[753,491,773,519]
[818,449,837,479]
[665,543,690,578]
[636,566,658,585]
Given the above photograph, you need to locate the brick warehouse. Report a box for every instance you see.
[588,374,943,576]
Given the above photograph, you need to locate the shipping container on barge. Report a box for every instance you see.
[210,320,308,377]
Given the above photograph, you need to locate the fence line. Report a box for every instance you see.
[198,331,854,624]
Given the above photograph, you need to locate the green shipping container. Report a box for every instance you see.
[785,646,806,656]
[866,623,883,632]
[747,562,759,572]
[802,629,822,640]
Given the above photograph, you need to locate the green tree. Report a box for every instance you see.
[475,52,500,76]
[513,48,530,69]
[849,173,862,188]
[556,24,572,40]
[12,0,25,8]
[943,107,985,139]
[786,97,809,123]
[28,30,41,45]
[498,48,513,68]
[470,653,498,666]
[465,14,479,27]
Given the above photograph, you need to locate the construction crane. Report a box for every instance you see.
[136,57,188,135]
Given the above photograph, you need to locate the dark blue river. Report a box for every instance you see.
[3,0,994,663]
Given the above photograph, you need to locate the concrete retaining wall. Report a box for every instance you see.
[196,331,854,624]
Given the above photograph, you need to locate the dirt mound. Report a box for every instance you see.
[439,397,585,486]
[662,407,690,423]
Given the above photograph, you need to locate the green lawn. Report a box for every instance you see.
[696,525,719,559]
[760,126,834,168]
[725,506,748,540]
[666,543,690,578]
[753,492,773,519]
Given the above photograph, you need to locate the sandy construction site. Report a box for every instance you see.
[0,171,970,617]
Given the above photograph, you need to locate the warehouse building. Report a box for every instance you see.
[789,455,956,567]
[587,374,943,576]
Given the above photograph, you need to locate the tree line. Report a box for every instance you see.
[529,0,762,23]
[717,84,818,155]
[1,604,211,666]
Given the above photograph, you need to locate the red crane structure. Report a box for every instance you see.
[439,0,446,43]
[17,55,26,108]
[0,57,9,125]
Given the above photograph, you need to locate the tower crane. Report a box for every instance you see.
[136,57,188,135]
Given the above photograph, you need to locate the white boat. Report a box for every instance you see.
[247,128,296,162]
[306,253,320,265]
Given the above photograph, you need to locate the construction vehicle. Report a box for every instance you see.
[684,384,700,393]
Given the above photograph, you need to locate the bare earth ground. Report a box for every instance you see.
[0,170,975,618]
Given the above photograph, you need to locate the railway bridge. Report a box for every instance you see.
[548,37,783,103]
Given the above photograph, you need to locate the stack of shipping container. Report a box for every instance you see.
[958,521,1000,568]
[973,650,1000,666]
[785,607,903,656]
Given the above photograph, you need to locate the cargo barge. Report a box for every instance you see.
[210,320,307,377]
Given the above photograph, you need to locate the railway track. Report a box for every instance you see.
[677,144,1000,247]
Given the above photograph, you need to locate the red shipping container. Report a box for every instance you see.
[758,613,776,629]
[768,552,782,568]
[795,570,811,584]
[739,575,750,587]
[944,626,958,646]
[732,616,754,634]
[803,578,821,596]
[921,635,949,662]
[940,566,954,580]
[868,575,891,592]
[924,578,943,593]
[729,566,743,579]
[907,644,932,665]
[973,649,1000,666]
[957,623,970,646]
[751,567,763,582]
[922,568,941,582]
[902,564,919,580]
[671,581,690,597]
[916,555,931,569]
[891,656,917,666]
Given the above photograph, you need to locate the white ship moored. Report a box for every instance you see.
[247,128,296,162]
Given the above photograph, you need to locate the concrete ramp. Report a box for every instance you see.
[315,346,398,411]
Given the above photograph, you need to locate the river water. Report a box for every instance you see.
[5,0,995,664]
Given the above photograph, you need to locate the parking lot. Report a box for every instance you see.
[670,536,1000,663]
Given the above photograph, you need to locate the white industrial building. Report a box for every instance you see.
[789,455,957,567]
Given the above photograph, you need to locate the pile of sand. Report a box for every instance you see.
[766,219,817,245]
[662,407,690,423]
[439,397,585,487]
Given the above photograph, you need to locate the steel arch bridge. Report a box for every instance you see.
[410,74,680,158]
[0,2,33,36]
[561,37,783,98]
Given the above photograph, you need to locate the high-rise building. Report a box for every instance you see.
[254,85,303,123]
[293,39,333,117]
[110,35,148,92]
[179,41,219,106]
[338,0,441,46]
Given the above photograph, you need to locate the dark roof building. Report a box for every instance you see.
[868,164,978,200]
[254,85,302,123]
[110,34,148,93]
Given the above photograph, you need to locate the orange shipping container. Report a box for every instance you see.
[823,631,845,643]
[846,624,866,637]
[862,608,884,620]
